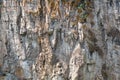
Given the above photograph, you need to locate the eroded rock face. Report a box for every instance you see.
[0,0,120,80]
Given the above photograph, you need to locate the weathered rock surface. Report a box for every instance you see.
[0,0,120,80]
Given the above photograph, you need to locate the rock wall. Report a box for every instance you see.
[0,0,120,80]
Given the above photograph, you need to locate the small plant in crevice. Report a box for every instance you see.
[77,0,93,23]
[78,2,85,10]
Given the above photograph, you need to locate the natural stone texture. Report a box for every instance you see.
[0,0,120,80]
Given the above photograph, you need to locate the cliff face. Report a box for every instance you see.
[0,0,120,80]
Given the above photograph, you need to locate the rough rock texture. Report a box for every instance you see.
[0,0,120,80]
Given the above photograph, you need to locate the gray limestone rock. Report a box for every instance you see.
[0,0,120,80]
